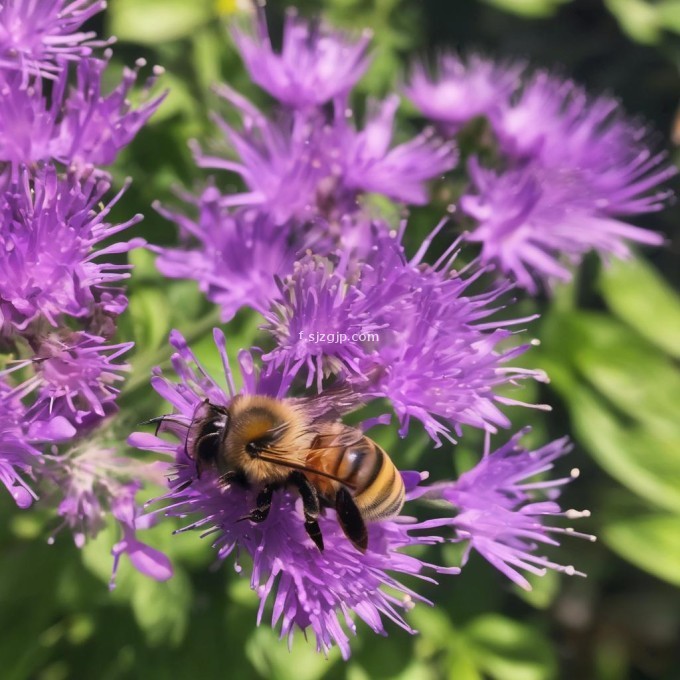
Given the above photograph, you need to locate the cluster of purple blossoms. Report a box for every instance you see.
[261,219,549,444]
[131,330,591,658]
[154,7,457,318]
[0,0,166,576]
[136,9,605,658]
[407,55,675,292]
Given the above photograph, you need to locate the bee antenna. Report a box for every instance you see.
[183,398,214,459]
[139,415,169,425]
[140,414,187,437]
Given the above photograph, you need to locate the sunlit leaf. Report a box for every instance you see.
[602,510,680,586]
[129,287,172,354]
[245,627,340,680]
[146,70,200,123]
[657,0,680,33]
[552,378,680,513]
[482,0,571,18]
[130,569,192,645]
[599,257,680,359]
[108,0,215,44]
[410,607,482,680]
[563,312,680,434]
[538,311,680,513]
[604,0,661,43]
[465,614,558,680]
[512,569,560,610]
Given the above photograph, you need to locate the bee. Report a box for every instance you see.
[165,393,405,552]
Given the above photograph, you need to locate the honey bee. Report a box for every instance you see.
[161,393,405,552]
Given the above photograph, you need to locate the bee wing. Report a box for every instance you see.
[309,425,364,452]
[289,368,385,423]
[287,386,364,422]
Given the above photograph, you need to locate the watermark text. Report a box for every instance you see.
[298,331,380,344]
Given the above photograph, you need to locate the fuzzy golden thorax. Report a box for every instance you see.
[222,395,313,484]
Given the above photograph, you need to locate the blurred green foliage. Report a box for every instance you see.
[2,0,679,678]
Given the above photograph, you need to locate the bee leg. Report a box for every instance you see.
[335,487,368,552]
[289,472,324,552]
[238,485,274,523]
[218,470,246,487]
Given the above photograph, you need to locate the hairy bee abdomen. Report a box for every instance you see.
[335,439,405,521]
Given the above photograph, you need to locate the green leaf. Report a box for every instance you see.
[128,247,158,281]
[602,510,680,586]
[556,379,680,513]
[512,569,560,610]
[108,0,215,45]
[604,0,661,43]
[481,0,571,18]
[447,643,484,680]
[599,257,680,359]
[128,286,172,354]
[409,605,456,652]
[192,26,228,95]
[146,70,199,123]
[538,310,680,513]
[80,521,192,646]
[245,627,340,680]
[564,313,680,434]
[464,614,558,680]
[130,569,192,645]
[658,0,680,33]
[410,607,482,680]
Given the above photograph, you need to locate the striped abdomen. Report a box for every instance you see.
[307,436,405,521]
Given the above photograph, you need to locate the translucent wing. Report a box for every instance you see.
[309,425,364,452]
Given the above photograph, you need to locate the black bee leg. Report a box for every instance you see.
[218,470,245,487]
[238,485,274,524]
[335,487,368,552]
[289,472,324,551]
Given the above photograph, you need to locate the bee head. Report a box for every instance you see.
[223,396,307,483]
[188,401,230,470]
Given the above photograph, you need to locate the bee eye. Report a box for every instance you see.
[193,416,225,463]
[197,434,219,462]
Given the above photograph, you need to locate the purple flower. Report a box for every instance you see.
[337,96,458,204]
[39,440,149,544]
[110,482,173,588]
[0,166,143,332]
[57,55,166,168]
[1,389,171,575]
[4,331,132,426]
[192,86,455,223]
[421,429,594,590]
[153,189,313,321]
[0,0,108,82]
[0,380,40,508]
[130,329,459,658]
[461,159,666,293]
[490,72,676,216]
[193,92,333,224]
[406,54,523,134]
[0,55,165,175]
[232,8,372,108]
[262,219,547,445]
[35,436,172,585]
[0,376,79,507]
[262,250,385,391]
